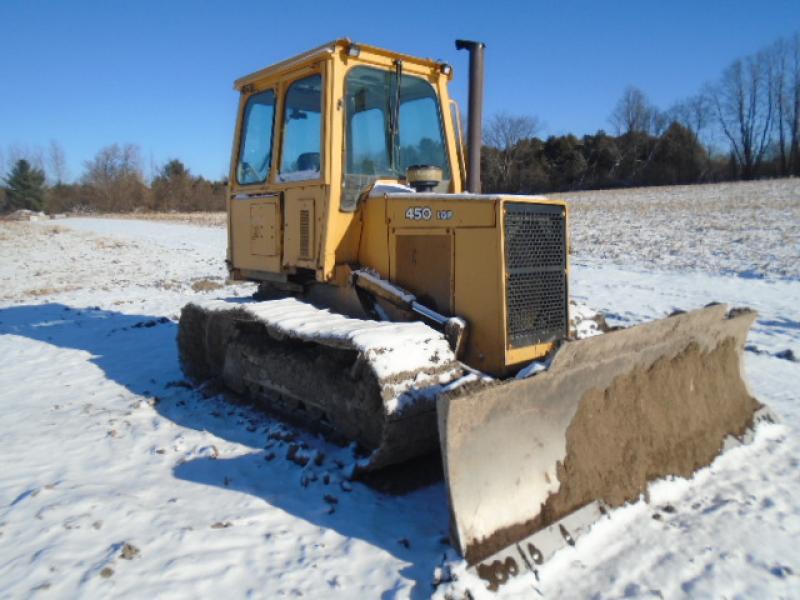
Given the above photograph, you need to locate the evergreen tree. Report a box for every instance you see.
[645,122,706,185]
[151,159,192,211]
[3,159,47,211]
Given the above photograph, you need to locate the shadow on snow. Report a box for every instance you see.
[0,302,449,599]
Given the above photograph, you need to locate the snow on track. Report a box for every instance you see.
[198,297,457,391]
[1,193,799,599]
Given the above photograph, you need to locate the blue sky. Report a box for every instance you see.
[1,0,797,182]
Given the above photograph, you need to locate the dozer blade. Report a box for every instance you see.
[437,304,772,591]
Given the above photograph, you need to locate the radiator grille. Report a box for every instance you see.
[299,209,310,259]
[504,203,568,348]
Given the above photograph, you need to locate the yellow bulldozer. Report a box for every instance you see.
[178,39,771,590]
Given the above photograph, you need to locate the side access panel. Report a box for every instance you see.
[283,186,325,270]
[251,203,278,256]
[391,230,454,315]
[230,195,282,272]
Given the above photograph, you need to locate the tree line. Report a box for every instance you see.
[2,31,798,212]
[0,143,225,214]
[482,31,799,193]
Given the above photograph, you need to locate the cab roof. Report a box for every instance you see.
[233,38,450,90]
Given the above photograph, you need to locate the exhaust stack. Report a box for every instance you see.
[455,40,485,193]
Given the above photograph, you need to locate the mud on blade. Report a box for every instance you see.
[437,304,764,583]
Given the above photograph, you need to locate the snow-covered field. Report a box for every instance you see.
[1,180,799,599]
[568,178,800,280]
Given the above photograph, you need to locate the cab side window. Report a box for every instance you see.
[279,74,322,182]
[237,90,276,185]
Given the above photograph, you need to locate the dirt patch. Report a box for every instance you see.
[94,238,129,250]
[465,336,761,564]
[119,542,140,560]
[26,287,60,297]
[191,278,224,292]
[76,212,226,227]
[551,338,760,508]
[22,286,79,298]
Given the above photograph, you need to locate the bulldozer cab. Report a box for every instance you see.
[226,39,571,376]
[227,39,463,282]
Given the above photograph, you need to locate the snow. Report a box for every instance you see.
[0,220,450,598]
[382,192,548,202]
[2,181,799,599]
[278,169,320,183]
[440,261,800,598]
[353,268,417,306]
[566,178,800,280]
[197,296,462,416]
[370,182,416,196]
[200,297,455,384]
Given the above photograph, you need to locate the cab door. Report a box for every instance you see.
[277,72,326,271]
[229,88,283,274]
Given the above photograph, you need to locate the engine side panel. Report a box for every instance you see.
[393,233,453,314]
[357,193,568,376]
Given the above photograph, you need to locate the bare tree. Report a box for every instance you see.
[82,144,148,211]
[147,150,158,185]
[651,107,670,137]
[668,92,716,179]
[609,86,657,135]
[83,144,143,184]
[484,111,541,150]
[483,112,541,190]
[767,37,794,175]
[6,143,45,173]
[607,86,667,181]
[711,51,775,179]
[787,33,800,174]
[47,140,68,185]
[670,93,712,143]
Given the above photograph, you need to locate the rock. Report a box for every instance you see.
[300,471,317,487]
[119,542,140,560]
[268,427,297,443]
[287,444,309,467]
[433,565,453,586]
[6,209,46,222]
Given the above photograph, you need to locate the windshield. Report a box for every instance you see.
[343,66,450,209]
